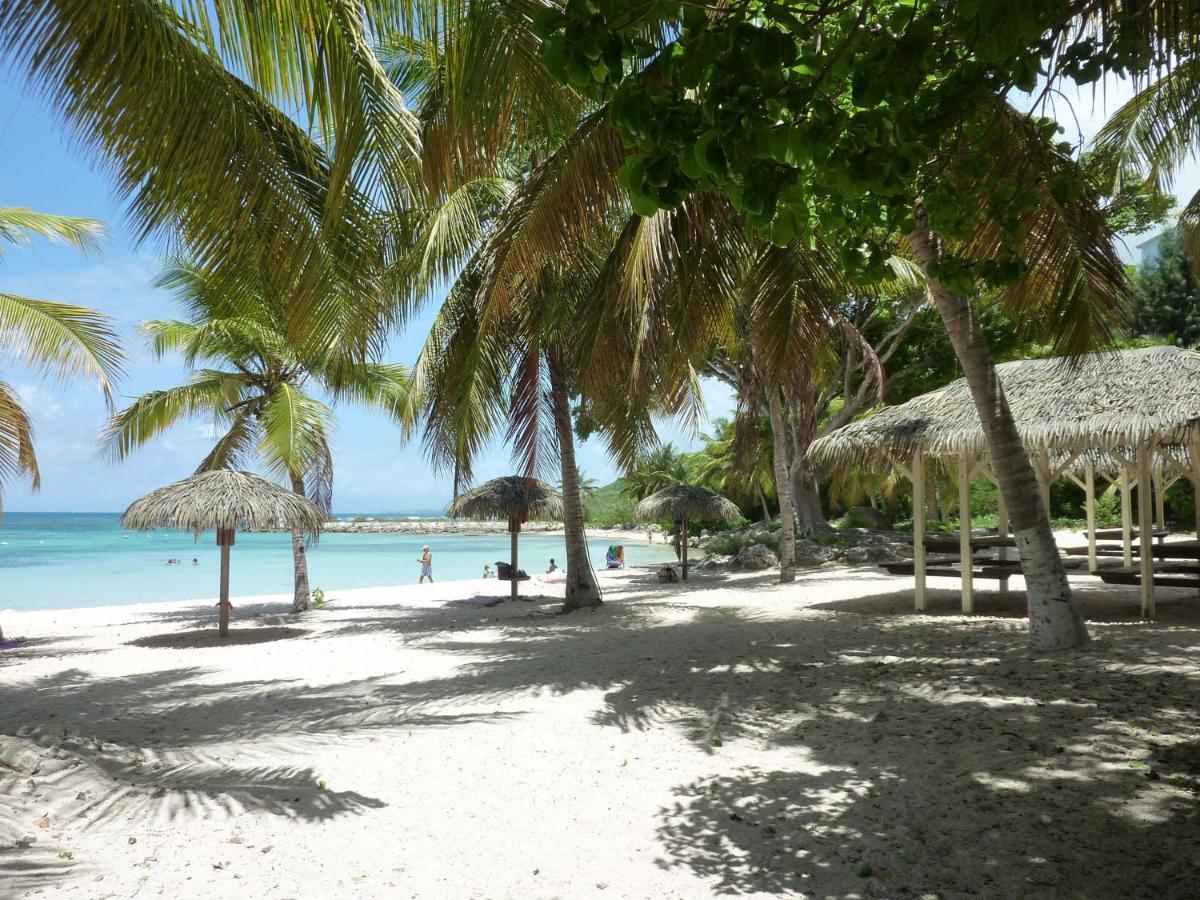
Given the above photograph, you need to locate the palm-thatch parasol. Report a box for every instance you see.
[122,470,325,637]
[635,485,741,580]
[445,476,563,601]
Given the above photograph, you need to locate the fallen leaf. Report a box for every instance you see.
[128,837,137,845]
[228,836,243,845]
[260,845,273,854]
[35,816,50,829]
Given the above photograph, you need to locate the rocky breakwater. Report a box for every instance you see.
[322,518,562,535]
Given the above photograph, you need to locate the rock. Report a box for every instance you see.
[734,543,778,571]
[794,540,837,566]
[696,554,733,571]
[844,544,892,564]
[0,737,46,775]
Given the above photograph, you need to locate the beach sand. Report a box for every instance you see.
[2,564,1199,898]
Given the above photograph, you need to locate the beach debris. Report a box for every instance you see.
[128,836,137,845]
[35,814,50,829]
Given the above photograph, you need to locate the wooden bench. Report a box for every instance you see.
[1098,565,1200,590]
[881,561,1017,581]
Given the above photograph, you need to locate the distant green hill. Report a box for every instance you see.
[583,478,637,526]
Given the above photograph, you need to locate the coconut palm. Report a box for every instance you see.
[0,206,123,642]
[104,261,412,612]
[695,418,776,523]
[0,2,423,355]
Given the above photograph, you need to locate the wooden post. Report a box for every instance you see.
[1035,450,1051,513]
[959,450,973,614]
[682,513,690,581]
[1120,465,1133,567]
[1085,463,1097,574]
[1153,468,1167,532]
[1191,433,1200,543]
[217,527,234,637]
[912,451,926,611]
[996,479,1009,596]
[510,522,520,602]
[1137,445,1156,617]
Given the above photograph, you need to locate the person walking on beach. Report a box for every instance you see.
[418,545,433,584]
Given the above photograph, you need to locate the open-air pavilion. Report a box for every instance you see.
[808,346,1200,616]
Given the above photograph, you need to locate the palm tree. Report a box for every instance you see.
[104,262,412,612]
[0,205,123,640]
[622,445,692,501]
[695,418,776,523]
[0,3,421,351]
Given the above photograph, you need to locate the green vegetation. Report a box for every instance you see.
[583,478,637,527]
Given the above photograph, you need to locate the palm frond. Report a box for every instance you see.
[256,382,335,486]
[0,292,123,401]
[0,206,103,257]
[0,378,40,504]
[102,374,247,462]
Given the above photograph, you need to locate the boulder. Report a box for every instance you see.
[696,554,733,571]
[734,543,778,571]
[794,540,838,567]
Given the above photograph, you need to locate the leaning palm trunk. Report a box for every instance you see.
[549,350,602,611]
[907,207,1088,651]
[767,390,797,582]
[289,471,312,613]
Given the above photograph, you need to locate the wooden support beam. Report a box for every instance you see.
[1153,469,1167,532]
[913,451,926,611]
[1085,463,1097,574]
[1120,465,1133,567]
[959,450,973,614]
[996,485,1009,596]
[1137,444,1156,617]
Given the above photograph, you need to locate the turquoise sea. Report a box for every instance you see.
[0,513,674,612]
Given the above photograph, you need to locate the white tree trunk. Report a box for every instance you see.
[907,207,1088,651]
[289,471,312,613]
[549,349,602,611]
[768,390,796,582]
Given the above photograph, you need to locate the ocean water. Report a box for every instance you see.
[0,513,675,612]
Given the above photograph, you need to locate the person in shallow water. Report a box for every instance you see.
[546,558,559,574]
[418,545,433,584]
[483,564,494,579]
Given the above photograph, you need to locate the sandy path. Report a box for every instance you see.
[2,565,1199,898]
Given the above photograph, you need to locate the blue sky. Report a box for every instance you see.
[1,70,1197,513]
[0,74,736,513]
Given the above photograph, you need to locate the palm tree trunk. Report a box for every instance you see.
[790,461,827,535]
[759,488,772,525]
[218,528,232,638]
[907,206,1088,651]
[288,471,312,613]
[767,389,796,582]
[681,513,690,580]
[549,349,602,611]
[510,524,520,602]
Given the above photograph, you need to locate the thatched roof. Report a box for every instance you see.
[634,484,742,522]
[445,476,563,523]
[809,346,1200,472]
[122,470,326,536]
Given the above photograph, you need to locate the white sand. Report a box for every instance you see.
[2,564,1199,899]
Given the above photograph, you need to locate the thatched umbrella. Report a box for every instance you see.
[445,476,563,601]
[122,470,325,637]
[635,485,741,580]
